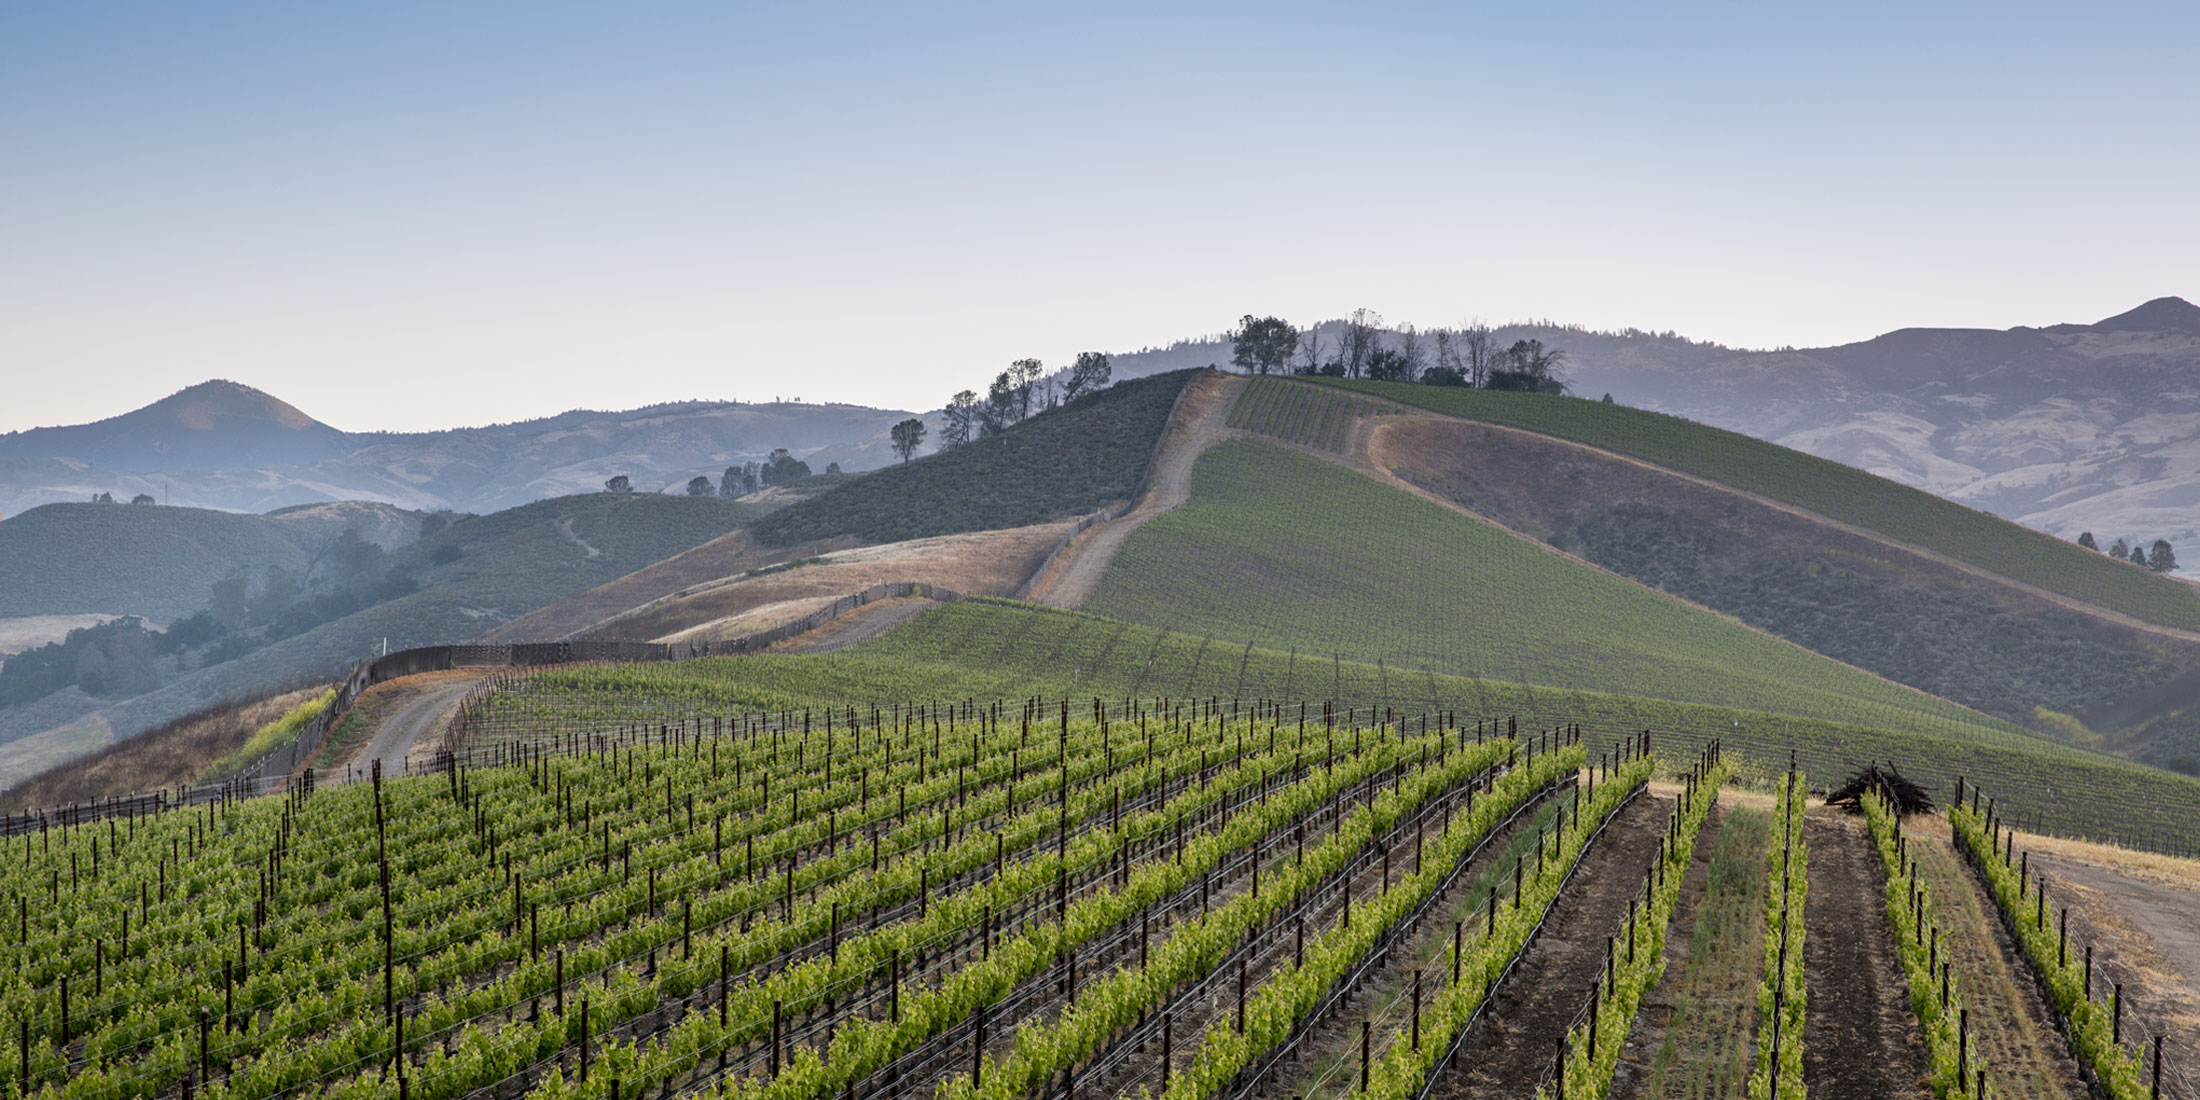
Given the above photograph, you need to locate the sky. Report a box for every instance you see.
[3,1,2195,433]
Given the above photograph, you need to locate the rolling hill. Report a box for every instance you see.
[1097,299,2200,570]
[0,379,922,516]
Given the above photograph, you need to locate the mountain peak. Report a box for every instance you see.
[2092,296,2200,333]
[0,379,346,470]
[142,380,329,433]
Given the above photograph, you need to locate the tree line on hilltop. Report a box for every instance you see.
[1229,310,1569,393]
[2075,531,2179,572]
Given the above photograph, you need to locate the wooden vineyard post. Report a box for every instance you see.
[890,949,901,1022]
[1161,1010,1172,1090]
[973,1003,986,1086]
[1411,969,1422,1050]
[770,1000,781,1076]
[2086,945,2094,998]
[2114,984,2123,1044]
[580,997,591,1082]
[722,945,732,1027]
[555,949,565,1017]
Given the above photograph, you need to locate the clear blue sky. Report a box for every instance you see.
[4,1,2194,432]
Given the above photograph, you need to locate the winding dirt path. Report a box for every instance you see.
[1023,373,1243,608]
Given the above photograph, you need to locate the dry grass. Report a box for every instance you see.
[0,684,328,810]
[479,529,851,642]
[594,522,1071,643]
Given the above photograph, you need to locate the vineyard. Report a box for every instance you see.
[1300,378,2200,635]
[6,657,2196,1100]
[1222,379,1381,453]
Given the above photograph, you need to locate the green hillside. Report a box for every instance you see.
[495,598,2200,851]
[0,503,311,622]
[749,370,1195,547]
[1082,436,2022,746]
[1306,377,2200,632]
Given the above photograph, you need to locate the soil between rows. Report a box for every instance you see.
[1801,814,1931,1100]
[1421,791,1672,1100]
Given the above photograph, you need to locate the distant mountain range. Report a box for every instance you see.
[1101,297,2200,569]
[0,381,919,517]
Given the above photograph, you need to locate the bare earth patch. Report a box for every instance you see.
[601,522,1070,642]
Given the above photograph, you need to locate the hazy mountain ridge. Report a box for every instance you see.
[0,381,920,517]
[1105,299,2200,568]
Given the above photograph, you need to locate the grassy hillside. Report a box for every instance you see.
[749,370,1196,547]
[1083,436,2022,745]
[0,503,311,621]
[1307,378,2200,632]
[489,598,2200,851]
[1362,416,2200,764]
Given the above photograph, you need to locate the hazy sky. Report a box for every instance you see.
[4,1,2195,433]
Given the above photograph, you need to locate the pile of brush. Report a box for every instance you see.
[1826,762,1935,816]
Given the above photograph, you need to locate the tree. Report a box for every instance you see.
[91,492,114,504]
[2132,544,2150,565]
[719,466,748,498]
[890,418,928,463]
[825,462,842,474]
[761,448,811,486]
[1486,339,1567,393]
[604,475,632,494]
[980,370,1018,437]
[1011,358,1044,420]
[1295,331,1324,375]
[1364,347,1416,382]
[1230,315,1300,375]
[1338,309,1382,378]
[1064,352,1112,400]
[2109,537,2130,559]
[942,390,979,447]
[209,572,250,630]
[686,476,715,496]
[1601,393,1615,404]
[2077,531,2098,551]
[2149,539,2178,572]
[1397,324,1425,380]
[130,493,156,505]
[1459,323,1498,388]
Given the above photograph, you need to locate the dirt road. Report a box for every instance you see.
[342,676,483,781]
[1025,373,1241,608]
[2028,846,2200,1078]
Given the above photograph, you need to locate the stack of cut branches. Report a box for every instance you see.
[1826,762,1935,816]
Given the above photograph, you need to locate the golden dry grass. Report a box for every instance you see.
[596,522,1071,643]
[0,684,328,810]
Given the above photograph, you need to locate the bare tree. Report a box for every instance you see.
[1460,322,1498,388]
[1397,324,1425,379]
[1339,308,1383,378]
[1295,330,1324,375]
